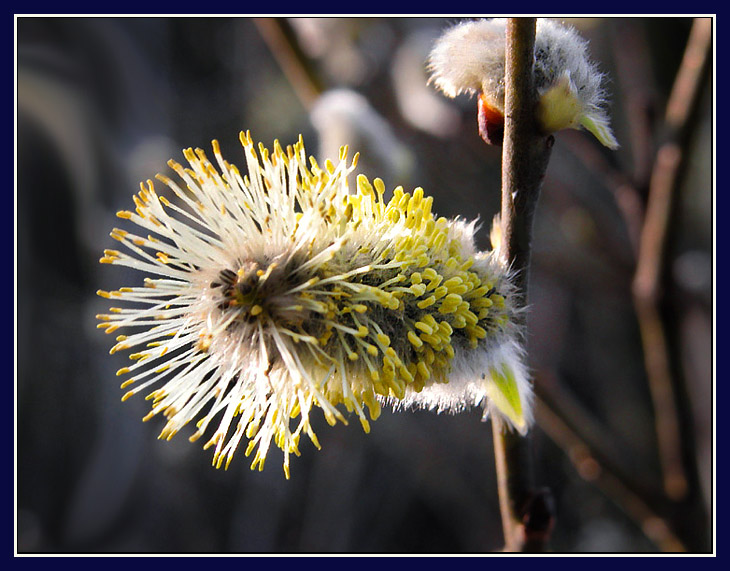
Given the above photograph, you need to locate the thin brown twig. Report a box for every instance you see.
[560,130,645,256]
[492,18,555,552]
[252,17,323,110]
[534,396,686,552]
[632,16,712,503]
[611,18,659,191]
[535,370,658,498]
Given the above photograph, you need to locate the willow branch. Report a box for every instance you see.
[492,18,554,552]
[252,17,323,110]
[533,370,691,550]
[611,18,658,191]
[632,17,712,502]
[534,395,686,552]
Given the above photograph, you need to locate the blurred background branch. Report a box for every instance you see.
[632,16,711,502]
[252,18,323,110]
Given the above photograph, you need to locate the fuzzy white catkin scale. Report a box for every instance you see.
[429,18,618,149]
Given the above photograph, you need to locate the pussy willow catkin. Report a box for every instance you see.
[97,133,532,477]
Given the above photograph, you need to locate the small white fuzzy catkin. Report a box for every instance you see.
[429,18,618,149]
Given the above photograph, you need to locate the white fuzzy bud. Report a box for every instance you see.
[429,18,618,149]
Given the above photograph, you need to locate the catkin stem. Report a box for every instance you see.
[492,17,554,552]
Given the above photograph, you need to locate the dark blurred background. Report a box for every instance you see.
[15,16,713,553]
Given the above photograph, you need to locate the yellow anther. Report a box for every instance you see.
[438,304,457,315]
[472,285,493,297]
[433,286,448,300]
[399,366,414,384]
[464,310,479,326]
[420,334,440,348]
[416,361,431,381]
[422,313,438,327]
[414,321,433,335]
[359,416,371,434]
[389,380,406,400]
[376,333,391,346]
[472,297,493,309]
[357,175,375,197]
[362,390,381,420]
[444,293,462,306]
[372,381,388,396]
[417,295,436,309]
[442,277,462,290]
[366,344,378,357]
[409,283,427,297]
[407,330,423,348]
[373,177,385,197]
[423,347,435,365]
[110,343,129,354]
[120,378,136,389]
[432,232,446,250]
[250,305,263,316]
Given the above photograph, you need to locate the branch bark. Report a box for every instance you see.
[492,18,555,552]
